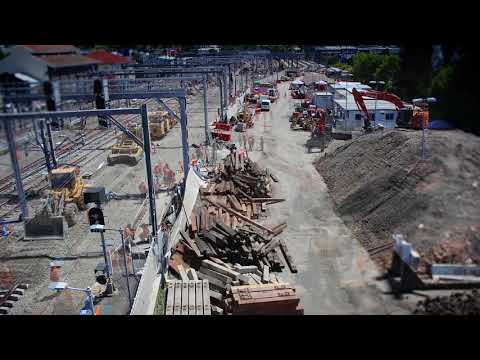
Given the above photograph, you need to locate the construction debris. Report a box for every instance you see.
[225,283,303,315]
[168,153,301,315]
[413,290,480,315]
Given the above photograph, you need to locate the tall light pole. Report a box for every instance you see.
[344,74,354,132]
[412,97,437,160]
[369,80,385,127]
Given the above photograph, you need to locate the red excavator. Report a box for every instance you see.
[351,88,429,132]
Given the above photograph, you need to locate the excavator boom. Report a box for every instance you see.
[351,88,409,131]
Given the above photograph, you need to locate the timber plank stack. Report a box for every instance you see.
[165,279,211,315]
[168,154,302,315]
[226,283,304,315]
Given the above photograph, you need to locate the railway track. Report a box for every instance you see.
[0,104,154,194]
[0,134,118,219]
[0,129,102,192]
[0,98,157,220]
[365,241,394,257]
[0,283,28,315]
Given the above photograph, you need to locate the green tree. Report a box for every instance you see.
[375,55,400,88]
[351,53,383,83]
[429,64,454,120]
[332,62,353,73]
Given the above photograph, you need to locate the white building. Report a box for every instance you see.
[329,81,372,98]
[334,93,400,130]
[313,92,334,110]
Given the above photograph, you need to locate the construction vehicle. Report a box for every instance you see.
[24,165,91,240]
[107,124,144,166]
[237,107,254,128]
[148,111,175,141]
[352,88,429,132]
[211,122,232,142]
[291,86,307,99]
[305,110,331,153]
[268,88,279,103]
[291,110,315,131]
[245,93,258,104]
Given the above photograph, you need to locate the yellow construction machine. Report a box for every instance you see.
[237,106,255,128]
[24,166,91,240]
[107,125,144,166]
[149,111,176,141]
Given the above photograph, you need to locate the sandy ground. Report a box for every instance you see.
[241,77,411,314]
[2,66,415,315]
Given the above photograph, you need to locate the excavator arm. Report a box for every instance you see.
[351,88,407,131]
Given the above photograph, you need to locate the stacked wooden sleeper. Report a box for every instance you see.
[168,154,301,314]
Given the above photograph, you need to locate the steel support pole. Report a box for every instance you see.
[178,96,190,194]
[38,120,52,173]
[219,77,224,121]
[120,230,132,308]
[100,231,114,294]
[224,70,228,109]
[234,65,237,96]
[421,125,426,160]
[45,119,57,168]
[32,119,42,147]
[3,119,28,219]
[140,104,158,238]
[203,75,209,145]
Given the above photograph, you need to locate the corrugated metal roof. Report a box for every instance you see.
[86,50,132,65]
[332,82,371,90]
[35,54,100,68]
[23,45,79,54]
[334,97,399,111]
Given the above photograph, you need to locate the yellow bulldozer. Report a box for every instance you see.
[148,111,176,141]
[23,166,91,240]
[107,125,144,166]
[237,107,254,128]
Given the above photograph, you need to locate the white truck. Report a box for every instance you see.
[260,96,271,111]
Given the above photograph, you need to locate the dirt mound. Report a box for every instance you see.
[413,290,480,315]
[315,129,480,272]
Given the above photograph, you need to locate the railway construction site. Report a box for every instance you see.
[1,48,479,316]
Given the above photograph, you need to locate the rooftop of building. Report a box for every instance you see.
[35,54,100,68]
[86,50,132,65]
[23,45,79,54]
[334,96,400,111]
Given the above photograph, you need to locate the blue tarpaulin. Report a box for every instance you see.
[428,119,455,130]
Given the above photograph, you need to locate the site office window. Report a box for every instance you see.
[386,113,394,120]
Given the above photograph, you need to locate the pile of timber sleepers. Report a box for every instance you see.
[200,152,279,199]
[168,154,301,315]
[226,283,303,315]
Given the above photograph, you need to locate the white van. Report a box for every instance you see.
[261,99,271,111]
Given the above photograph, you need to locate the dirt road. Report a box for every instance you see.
[245,78,410,314]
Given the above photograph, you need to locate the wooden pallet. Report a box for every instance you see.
[165,280,211,315]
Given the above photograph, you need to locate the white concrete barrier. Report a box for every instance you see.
[130,169,206,315]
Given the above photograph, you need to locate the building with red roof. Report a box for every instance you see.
[86,50,132,72]
[0,45,100,81]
